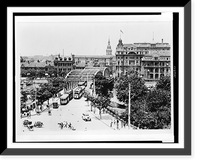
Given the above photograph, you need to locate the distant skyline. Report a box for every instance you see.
[16,15,172,57]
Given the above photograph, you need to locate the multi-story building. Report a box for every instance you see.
[53,54,75,76]
[141,49,170,81]
[115,38,147,77]
[74,55,113,68]
[115,38,171,81]
[73,39,115,74]
[20,60,55,77]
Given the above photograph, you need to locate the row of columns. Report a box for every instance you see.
[65,80,79,91]
[145,68,170,79]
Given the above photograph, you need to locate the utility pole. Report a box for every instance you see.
[87,73,88,83]
[93,77,96,97]
[128,82,131,129]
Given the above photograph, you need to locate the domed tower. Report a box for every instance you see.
[106,39,112,55]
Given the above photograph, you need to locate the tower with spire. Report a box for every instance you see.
[106,39,112,55]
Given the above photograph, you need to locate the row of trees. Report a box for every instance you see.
[84,75,114,119]
[21,68,67,78]
[21,77,66,106]
[115,71,171,129]
[84,73,171,129]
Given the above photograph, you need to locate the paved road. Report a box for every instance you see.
[20,96,113,133]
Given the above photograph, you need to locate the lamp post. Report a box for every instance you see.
[128,82,131,129]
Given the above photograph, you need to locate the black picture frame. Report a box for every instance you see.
[2,1,191,155]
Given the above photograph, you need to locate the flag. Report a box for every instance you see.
[120,30,124,34]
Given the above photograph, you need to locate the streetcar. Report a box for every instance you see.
[73,86,85,99]
[78,81,87,88]
[65,89,73,101]
[60,94,69,105]
[52,98,59,109]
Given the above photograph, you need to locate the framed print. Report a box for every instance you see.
[2,1,191,155]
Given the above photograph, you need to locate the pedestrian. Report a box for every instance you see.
[121,121,124,128]
[110,121,113,127]
[27,111,31,118]
[117,120,119,129]
[48,110,51,116]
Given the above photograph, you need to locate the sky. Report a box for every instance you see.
[16,15,172,57]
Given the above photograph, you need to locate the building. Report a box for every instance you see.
[53,54,75,77]
[115,38,146,77]
[106,39,112,56]
[74,54,113,68]
[20,60,55,77]
[73,39,115,74]
[115,38,171,81]
[141,49,171,81]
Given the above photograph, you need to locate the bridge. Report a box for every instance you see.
[64,67,110,90]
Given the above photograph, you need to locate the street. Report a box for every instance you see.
[18,91,173,142]
[20,95,113,134]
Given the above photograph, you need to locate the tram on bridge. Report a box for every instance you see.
[78,81,87,88]
[73,86,85,99]
[65,89,73,101]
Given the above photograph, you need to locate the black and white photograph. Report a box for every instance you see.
[4,4,191,156]
[15,12,174,143]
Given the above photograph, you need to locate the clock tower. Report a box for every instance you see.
[106,39,112,55]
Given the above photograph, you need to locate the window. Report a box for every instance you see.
[155,74,159,79]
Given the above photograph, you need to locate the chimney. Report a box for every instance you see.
[162,39,163,43]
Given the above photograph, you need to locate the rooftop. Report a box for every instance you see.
[74,55,113,59]
[21,61,54,68]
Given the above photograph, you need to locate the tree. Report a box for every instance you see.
[94,75,114,98]
[42,90,52,105]
[93,96,111,119]
[146,89,171,112]
[115,71,148,105]
[156,75,171,91]
[21,90,28,107]
[145,88,171,129]
[84,90,91,106]
[115,71,171,129]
